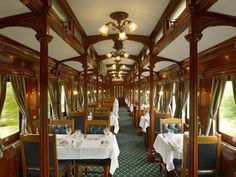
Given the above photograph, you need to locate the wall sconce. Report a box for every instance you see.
[159,90,164,96]
[94,90,97,93]
[87,91,90,94]
[169,19,176,29]
[61,20,68,28]
[73,90,78,95]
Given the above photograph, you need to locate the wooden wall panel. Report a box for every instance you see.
[221,144,236,177]
[0,141,21,177]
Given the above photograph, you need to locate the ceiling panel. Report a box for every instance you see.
[208,0,236,16]
[0,0,29,18]
[154,61,173,72]
[64,61,83,71]
[67,0,170,36]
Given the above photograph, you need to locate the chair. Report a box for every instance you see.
[160,118,183,134]
[49,119,74,134]
[75,118,111,177]
[70,112,86,133]
[144,112,172,147]
[95,106,111,113]
[174,134,221,177]
[20,134,71,177]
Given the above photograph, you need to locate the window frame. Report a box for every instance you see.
[217,79,236,146]
[0,80,22,145]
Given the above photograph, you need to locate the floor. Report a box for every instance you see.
[81,107,166,177]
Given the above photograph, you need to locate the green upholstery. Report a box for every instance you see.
[70,114,85,133]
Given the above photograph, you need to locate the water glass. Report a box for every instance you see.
[66,127,72,135]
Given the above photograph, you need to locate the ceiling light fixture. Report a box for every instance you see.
[99,11,138,41]
[106,50,129,59]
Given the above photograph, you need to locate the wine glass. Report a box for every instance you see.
[103,127,110,136]
[66,126,72,135]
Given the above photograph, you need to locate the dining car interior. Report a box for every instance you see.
[0,0,236,177]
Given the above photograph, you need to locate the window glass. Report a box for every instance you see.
[219,81,236,137]
[171,83,176,116]
[0,82,19,139]
[61,85,66,113]
[48,92,52,118]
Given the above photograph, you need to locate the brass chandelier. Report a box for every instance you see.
[99,11,138,41]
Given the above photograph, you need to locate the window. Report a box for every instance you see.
[61,85,66,115]
[48,91,52,118]
[0,82,19,139]
[219,81,236,137]
[171,83,176,116]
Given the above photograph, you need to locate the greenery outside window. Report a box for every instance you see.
[219,81,236,138]
[0,82,19,139]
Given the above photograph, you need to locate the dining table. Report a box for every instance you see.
[153,133,184,171]
[139,114,150,132]
[56,133,120,175]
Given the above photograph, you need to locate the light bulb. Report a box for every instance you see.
[124,52,129,58]
[106,53,112,58]
[128,21,138,32]
[73,90,78,95]
[118,31,127,41]
[112,64,116,69]
[99,24,109,36]
[116,56,121,60]
[122,65,126,69]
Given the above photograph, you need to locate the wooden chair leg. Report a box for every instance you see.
[74,163,80,177]
[103,165,110,177]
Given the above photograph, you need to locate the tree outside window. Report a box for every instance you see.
[0,82,19,139]
[219,81,236,137]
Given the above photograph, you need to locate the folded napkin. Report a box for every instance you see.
[58,139,69,146]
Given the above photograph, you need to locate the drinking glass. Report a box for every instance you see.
[66,126,72,135]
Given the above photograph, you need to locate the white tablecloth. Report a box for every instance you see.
[110,113,119,134]
[153,133,183,171]
[139,115,150,132]
[57,134,120,174]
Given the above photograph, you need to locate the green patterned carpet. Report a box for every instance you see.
[81,107,166,177]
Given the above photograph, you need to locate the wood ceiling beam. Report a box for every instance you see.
[195,0,217,12]
[150,0,182,39]
[200,11,236,32]
[48,9,86,55]
[0,13,39,32]
[151,8,190,55]
[84,34,154,51]
[19,0,44,14]
[56,0,87,39]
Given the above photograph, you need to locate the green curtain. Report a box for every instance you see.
[63,81,71,116]
[10,76,28,134]
[0,75,7,119]
[164,83,174,113]
[174,82,180,118]
[179,81,189,123]
[231,75,236,104]
[78,84,84,109]
[154,85,162,111]
[48,80,60,119]
[206,76,227,135]
[72,82,78,111]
